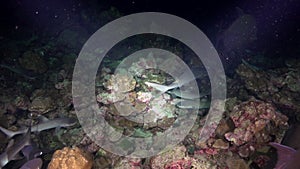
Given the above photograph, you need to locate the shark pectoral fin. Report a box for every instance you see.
[0,126,16,138]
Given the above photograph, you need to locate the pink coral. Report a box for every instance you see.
[225,100,288,147]
[165,159,192,169]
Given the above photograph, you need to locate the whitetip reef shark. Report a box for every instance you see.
[0,64,37,80]
[145,65,205,94]
[0,116,77,168]
[0,128,31,168]
[0,116,77,138]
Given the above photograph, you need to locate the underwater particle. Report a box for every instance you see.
[47,147,93,169]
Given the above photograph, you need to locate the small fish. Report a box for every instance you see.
[270,142,300,169]
[0,128,31,168]
[173,98,210,109]
[19,158,43,169]
[145,81,180,94]
[169,88,210,100]
[0,116,77,138]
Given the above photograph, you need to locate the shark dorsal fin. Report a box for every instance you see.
[37,115,49,123]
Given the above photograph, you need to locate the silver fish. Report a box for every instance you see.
[0,128,31,168]
[0,116,77,138]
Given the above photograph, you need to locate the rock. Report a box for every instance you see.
[104,73,136,93]
[187,157,217,169]
[19,51,47,73]
[48,147,93,169]
[236,61,300,113]
[114,157,142,169]
[212,139,229,149]
[29,96,56,114]
[226,158,249,169]
[225,99,288,146]
[93,156,112,169]
[150,145,186,169]
[14,95,30,110]
[215,118,235,137]
[57,26,89,50]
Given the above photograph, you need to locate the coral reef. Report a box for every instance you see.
[236,60,300,114]
[29,96,56,114]
[150,145,216,169]
[47,147,93,169]
[195,98,288,168]
[225,99,288,147]
[114,157,142,169]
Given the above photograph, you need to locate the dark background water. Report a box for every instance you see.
[0,1,299,169]
[0,0,299,84]
[1,0,299,60]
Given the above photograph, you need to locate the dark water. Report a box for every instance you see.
[0,0,299,169]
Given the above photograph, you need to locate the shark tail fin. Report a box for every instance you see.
[270,142,296,169]
[0,126,17,138]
